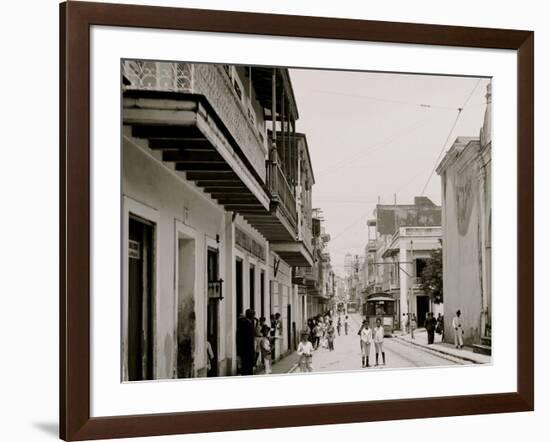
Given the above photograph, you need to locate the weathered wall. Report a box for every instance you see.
[123,129,227,379]
[440,141,484,345]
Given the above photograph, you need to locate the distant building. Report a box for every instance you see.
[436,83,492,354]
[293,209,335,320]
[363,197,442,329]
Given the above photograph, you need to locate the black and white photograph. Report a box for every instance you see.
[121,60,492,381]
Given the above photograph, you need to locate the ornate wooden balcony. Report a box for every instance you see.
[122,61,300,243]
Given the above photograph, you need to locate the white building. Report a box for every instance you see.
[364,197,442,329]
[121,61,314,380]
[378,226,443,325]
[436,83,492,353]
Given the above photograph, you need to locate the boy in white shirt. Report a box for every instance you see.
[359,319,373,368]
[297,330,314,372]
[374,318,386,366]
[260,327,272,374]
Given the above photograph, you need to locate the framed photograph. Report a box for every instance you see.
[60,1,534,440]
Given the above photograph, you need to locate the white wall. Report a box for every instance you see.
[2,1,548,442]
[123,131,228,377]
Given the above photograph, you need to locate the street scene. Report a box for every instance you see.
[257,312,488,376]
[121,61,491,381]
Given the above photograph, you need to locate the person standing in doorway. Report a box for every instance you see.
[240,309,256,375]
[452,310,464,349]
[424,312,437,344]
[359,319,373,368]
[269,314,277,360]
[374,318,386,366]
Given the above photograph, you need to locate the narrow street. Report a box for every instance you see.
[305,314,469,373]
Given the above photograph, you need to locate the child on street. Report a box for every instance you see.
[297,330,314,372]
[374,317,386,366]
[260,327,272,374]
[359,319,373,368]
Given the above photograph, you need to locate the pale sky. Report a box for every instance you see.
[289,69,490,275]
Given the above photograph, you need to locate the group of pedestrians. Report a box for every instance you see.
[296,312,350,372]
[358,317,386,368]
[236,309,282,376]
[306,313,342,352]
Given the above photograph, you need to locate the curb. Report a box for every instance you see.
[394,336,485,364]
[287,363,299,373]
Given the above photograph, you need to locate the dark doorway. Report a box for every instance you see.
[236,259,243,316]
[249,265,255,312]
[416,295,430,326]
[207,248,219,377]
[260,270,265,318]
[287,303,292,350]
[127,215,154,381]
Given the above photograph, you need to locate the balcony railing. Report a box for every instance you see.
[300,216,314,255]
[123,60,267,181]
[267,154,298,232]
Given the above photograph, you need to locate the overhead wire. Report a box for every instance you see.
[419,78,483,196]
[308,89,467,111]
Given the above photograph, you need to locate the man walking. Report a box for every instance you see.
[452,310,464,349]
[424,312,437,344]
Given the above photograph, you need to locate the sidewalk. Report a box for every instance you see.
[395,329,491,364]
[254,351,301,375]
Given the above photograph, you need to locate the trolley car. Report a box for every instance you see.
[362,293,396,336]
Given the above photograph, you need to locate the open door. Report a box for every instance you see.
[127,215,154,381]
[207,248,220,377]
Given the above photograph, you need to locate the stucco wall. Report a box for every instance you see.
[123,129,227,379]
[440,142,484,345]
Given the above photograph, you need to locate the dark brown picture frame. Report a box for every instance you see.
[60,1,534,440]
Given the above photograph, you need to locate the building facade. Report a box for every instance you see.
[121,61,315,380]
[436,83,492,352]
[293,209,335,320]
[363,197,442,330]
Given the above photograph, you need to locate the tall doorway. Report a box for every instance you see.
[127,215,154,381]
[236,259,243,316]
[287,303,292,350]
[249,264,255,313]
[207,248,220,377]
[176,232,196,379]
[260,270,265,319]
